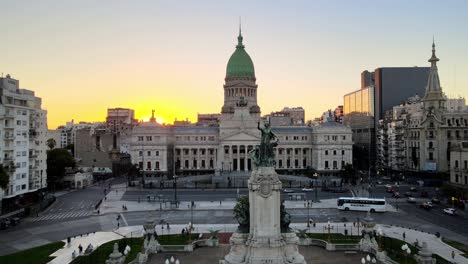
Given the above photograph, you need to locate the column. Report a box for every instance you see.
[244,145,248,171]
[197,148,201,170]
[237,145,240,171]
[229,145,233,171]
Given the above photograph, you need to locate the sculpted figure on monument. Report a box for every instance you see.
[249,121,278,167]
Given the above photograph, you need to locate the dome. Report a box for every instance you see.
[226,32,255,79]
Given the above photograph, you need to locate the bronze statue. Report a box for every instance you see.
[249,121,278,167]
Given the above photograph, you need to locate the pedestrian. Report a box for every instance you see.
[220,200,222,205]
[117,222,120,229]
[78,244,83,254]
[452,250,455,260]
[402,232,406,241]
[167,223,170,229]
[181,228,185,235]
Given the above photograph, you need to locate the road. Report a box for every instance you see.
[1,182,468,256]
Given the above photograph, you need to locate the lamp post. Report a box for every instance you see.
[360,254,377,264]
[325,221,334,242]
[305,200,312,232]
[377,227,383,251]
[313,172,319,202]
[187,222,193,243]
[401,244,411,264]
[173,175,178,207]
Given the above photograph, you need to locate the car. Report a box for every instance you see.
[10,217,20,226]
[431,197,441,204]
[404,192,413,197]
[420,191,428,198]
[302,188,314,192]
[283,189,294,193]
[386,188,395,193]
[392,192,401,198]
[420,202,432,210]
[410,187,418,192]
[385,184,392,189]
[376,181,383,185]
[443,208,456,216]
[407,197,416,203]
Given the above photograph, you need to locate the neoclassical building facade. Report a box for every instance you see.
[128,30,353,180]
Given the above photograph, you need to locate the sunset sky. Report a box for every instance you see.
[2,0,468,129]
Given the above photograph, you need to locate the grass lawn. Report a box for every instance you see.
[157,233,200,245]
[442,237,468,258]
[308,233,361,244]
[70,237,143,264]
[432,254,451,264]
[380,236,419,264]
[0,241,65,264]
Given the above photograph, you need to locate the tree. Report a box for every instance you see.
[46,138,56,150]
[47,148,75,190]
[233,196,249,233]
[341,163,356,185]
[0,165,9,190]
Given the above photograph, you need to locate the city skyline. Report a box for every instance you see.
[2,0,468,128]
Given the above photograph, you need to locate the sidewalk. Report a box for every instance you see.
[47,222,466,264]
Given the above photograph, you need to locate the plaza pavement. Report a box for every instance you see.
[46,222,466,264]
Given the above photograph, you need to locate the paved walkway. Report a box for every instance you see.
[46,222,467,264]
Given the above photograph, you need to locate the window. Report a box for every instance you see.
[146,151,151,156]
[342,150,345,155]
[137,136,144,142]
[147,161,151,169]
[201,160,206,168]
[22,173,26,178]
[333,150,337,155]
[16,185,20,191]
[464,160,467,169]
[455,174,459,183]
[429,152,434,160]
[155,161,160,169]
[325,150,329,155]
[21,184,26,190]
[156,151,159,156]
[17,120,21,125]
[342,136,346,140]
[325,161,329,168]
[332,136,337,141]
[139,151,143,157]
[455,160,459,168]
[278,160,283,168]
[333,161,337,169]
[209,149,214,155]
[146,136,152,141]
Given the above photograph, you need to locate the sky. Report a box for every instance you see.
[2,0,468,129]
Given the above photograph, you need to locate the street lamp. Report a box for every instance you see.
[361,254,376,264]
[173,175,178,207]
[187,222,193,243]
[313,172,319,202]
[377,227,383,251]
[401,244,411,264]
[305,200,312,231]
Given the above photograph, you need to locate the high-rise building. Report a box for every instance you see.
[0,74,48,213]
[344,65,430,169]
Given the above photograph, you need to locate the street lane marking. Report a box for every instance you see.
[120,213,128,226]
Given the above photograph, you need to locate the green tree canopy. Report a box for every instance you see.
[46,138,56,150]
[0,165,9,190]
[47,148,75,189]
[233,196,249,232]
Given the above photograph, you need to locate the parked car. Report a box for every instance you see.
[410,187,418,192]
[420,191,428,198]
[9,217,20,226]
[420,202,432,210]
[431,197,441,204]
[302,188,313,192]
[0,219,10,230]
[404,192,413,197]
[407,197,416,203]
[443,208,456,216]
[387,188,395,193]
[392,192,401,198]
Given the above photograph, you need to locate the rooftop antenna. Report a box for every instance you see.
[239,16,242,35]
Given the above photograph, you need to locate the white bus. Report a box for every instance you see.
[337,197,386,212]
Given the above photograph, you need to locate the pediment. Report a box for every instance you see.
[221,131,260,142]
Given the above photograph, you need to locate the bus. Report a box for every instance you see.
[337,197,386,212]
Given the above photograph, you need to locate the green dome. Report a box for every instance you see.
[226,33,255,78]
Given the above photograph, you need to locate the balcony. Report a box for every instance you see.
[3,134,14,140]
[29,154,38,159]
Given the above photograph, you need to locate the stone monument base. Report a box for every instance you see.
[220,232,306,264]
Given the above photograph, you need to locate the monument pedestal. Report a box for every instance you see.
[221,167,306,264]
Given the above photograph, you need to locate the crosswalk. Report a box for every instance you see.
[26,211,93,222]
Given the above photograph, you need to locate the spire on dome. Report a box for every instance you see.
[428,38,439,65]
[237,17,244,48]
[423,39,446,104]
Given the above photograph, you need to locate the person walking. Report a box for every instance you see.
[402,232,406,241]
[78,244,83,255]
[452,250,455,261]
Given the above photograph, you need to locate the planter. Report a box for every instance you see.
[207,238,219,247]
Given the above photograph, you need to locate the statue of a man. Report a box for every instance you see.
[250,121,278,167]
